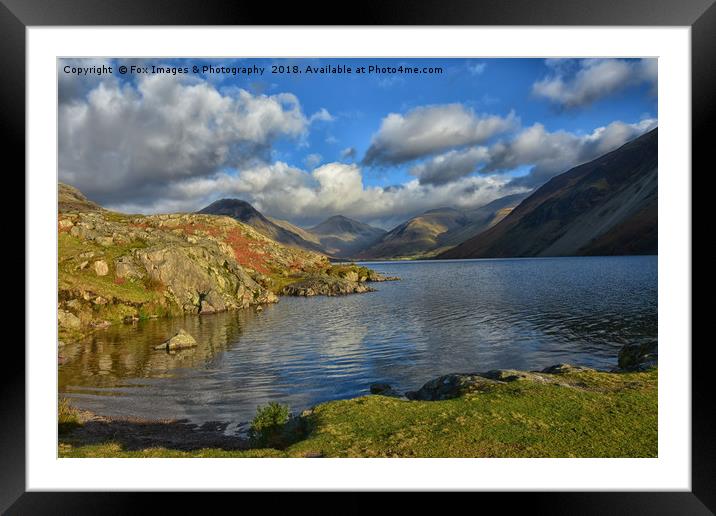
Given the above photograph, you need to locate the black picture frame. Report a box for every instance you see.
[4,0,708,512]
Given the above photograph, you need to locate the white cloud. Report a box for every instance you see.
[59,74,310,206]
[309,107,335,123]
[532,58,657,108]
[485,118,658,185]
[407,118,657,187]
[363,104,517,165]
[107,161,524,229]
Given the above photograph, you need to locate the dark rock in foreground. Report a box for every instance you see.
[369,383,402,397]
[406,373,503,401]
[618,341,658,371]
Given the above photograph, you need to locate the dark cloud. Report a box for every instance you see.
[363,104,517,166]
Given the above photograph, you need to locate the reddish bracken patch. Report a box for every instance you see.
[114,277,126,285]
[171,222,220,237]
[222,228,269,274]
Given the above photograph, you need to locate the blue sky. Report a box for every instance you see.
[58,57,657,228]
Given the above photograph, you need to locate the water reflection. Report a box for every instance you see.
[60,256,657,426]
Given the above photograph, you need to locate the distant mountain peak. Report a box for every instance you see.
[310,215,382,235]
[198,198,265,222]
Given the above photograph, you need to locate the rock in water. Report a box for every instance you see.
[618,341,658,371]
[154,329,197,351]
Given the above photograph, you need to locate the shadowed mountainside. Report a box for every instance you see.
[439,128,658,259]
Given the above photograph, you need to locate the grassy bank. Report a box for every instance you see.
[59,368,657,458]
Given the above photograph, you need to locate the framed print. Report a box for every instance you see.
[5,0,710,512]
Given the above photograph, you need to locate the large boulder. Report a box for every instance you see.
[154,329,197,351]
[618,341,658,371]
[405,373,501,401]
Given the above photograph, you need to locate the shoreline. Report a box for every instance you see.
[59,341,657,458]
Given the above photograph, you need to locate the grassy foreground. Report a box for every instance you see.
[59,368,657,458]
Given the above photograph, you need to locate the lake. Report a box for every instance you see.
[59,255,657,428]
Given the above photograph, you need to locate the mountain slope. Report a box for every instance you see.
[439,128,658,259]
[309,215,386,258]
[59,183,103,213]
[198,199,324,253]
[358,194,528,260]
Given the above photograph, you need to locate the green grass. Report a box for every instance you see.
[59,369,657,458]
[58,398,81,435]
[58,442,288,458]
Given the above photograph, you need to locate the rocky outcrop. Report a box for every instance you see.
[393,344,654,402]
[154,329,197,351]
[406,373,504,401]
[281,275,375,296]
[618,341,658,371]
[58,183,103,213]
[134,244,276,313]
[58,185,391,340]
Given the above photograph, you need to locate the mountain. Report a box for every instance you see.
[59,183,103,213]
[358,194,528,260]
[309,215,386,258]
[198,199,324,253]
[439,193,530,248]
[439,128,658,259]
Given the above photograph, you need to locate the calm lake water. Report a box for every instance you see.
[59,256,657,428]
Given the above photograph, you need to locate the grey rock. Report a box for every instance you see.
[154,329,198,351]
[406,373,501,401]
[58,309,81,329]
[93,260,109,276]
[540,363,592,375]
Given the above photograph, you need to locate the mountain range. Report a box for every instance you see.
[199,129,656,260]
[198,194,527,260]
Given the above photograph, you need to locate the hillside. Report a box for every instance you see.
[439,128,658,259]
[198,199,324,253]
[58,185,392,341]
[59,183,103,213]
[359,194,527,260]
